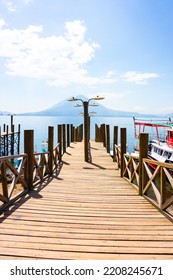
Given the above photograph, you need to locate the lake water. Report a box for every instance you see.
[0,115,139,154]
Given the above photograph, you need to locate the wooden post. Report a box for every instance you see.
[100,124,106,147]
[95,124,99,142]
[67,124,70,147]
[63,124,66,154]
[113,126,118,161]
[120,128,126,177]
[160,166,166,209]
[1,161,8,201]
[6,125,9,156]
[139,133,148,196]
[83,101,89,162]
[88,116,90,141]
[10,115,14,132]
[79,124,83,141]
[11,124,15,155]
[106,125,110,153]
[71,124,74,142]
[75,127,77,142]
[17,124,21,154]
[24,130,34,190]
[72,126,75,142]
[0,126,1,156]
[58,125,62,161]
[48,126,54,175]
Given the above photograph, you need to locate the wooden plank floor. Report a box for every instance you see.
[0,141,173,260]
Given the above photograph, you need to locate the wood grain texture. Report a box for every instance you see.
[0,141,173,260]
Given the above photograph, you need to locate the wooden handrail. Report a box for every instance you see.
[0,153,27,160]
[143,158,173,169]
[0,154,28,211]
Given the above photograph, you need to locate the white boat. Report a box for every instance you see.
[133,117,173,165]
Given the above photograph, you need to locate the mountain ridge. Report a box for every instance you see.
[16,95,172,118]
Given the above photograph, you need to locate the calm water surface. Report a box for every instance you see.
[0,115,137,153]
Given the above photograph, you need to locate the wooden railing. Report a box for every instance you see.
[123,153,139,192]
[32,144,60,186]
[0,122,80,212]
[53,143,60,170]
[0,122,83,212]
[33,152,50,185]
[142,159,173,218]
[0,154,28,210]
[114,144,121,169]
[113,131,173,220]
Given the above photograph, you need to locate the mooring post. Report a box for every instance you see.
[48,126,54,175]
[139,133,148,196]
[24,130,34,190]
[120,128,126,177]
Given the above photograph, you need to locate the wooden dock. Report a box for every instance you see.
[0,141,173,260]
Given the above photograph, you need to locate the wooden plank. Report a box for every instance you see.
[0,141,173,260]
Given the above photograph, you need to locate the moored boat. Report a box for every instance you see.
[133,117,173,166]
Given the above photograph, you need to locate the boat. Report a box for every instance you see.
[133,117,173,165]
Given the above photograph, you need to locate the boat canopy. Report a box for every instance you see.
[133,117,173,144]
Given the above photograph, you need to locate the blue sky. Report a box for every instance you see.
[0,0,173,114]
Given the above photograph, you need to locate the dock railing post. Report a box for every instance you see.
[48,126,54,175]
[58,125,62,161]
[24,130,34,190]
[106,124,110,153]
[83,101,89,162]
[113,126,118,161]
[139,133,148,196]
[63,124,66,154]
[100,124,106,147]
[67,124,70,147]
[78,124,83,142]
[120,128,126,177]
[70,124,73,143]
[17,124,21,154]
[95,124,99,142]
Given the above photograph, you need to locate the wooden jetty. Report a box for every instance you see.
[0,123,20,157]
[1,140,173,260]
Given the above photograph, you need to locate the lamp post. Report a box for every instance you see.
[79,111,96,140]
[67,96,104,162]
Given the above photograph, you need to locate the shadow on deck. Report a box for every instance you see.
[0,141,173,260]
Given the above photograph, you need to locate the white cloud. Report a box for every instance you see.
[122,71,159,84]
[0,19,115,87]
[22,0,33,3]
[3,0,33,12]
[106,70,114,78]
[3,0,16,12]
